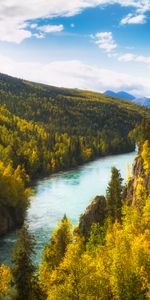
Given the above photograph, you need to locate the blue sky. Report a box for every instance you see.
[0,0,150,96]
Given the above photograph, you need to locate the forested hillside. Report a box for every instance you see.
[0,73,150,178]
[0,73,150,236]
[0,73,149,137]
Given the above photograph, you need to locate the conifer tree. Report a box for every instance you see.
[106,167,123,221]
[11,225,36,300]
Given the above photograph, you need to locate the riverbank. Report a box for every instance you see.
[0,151,136,266]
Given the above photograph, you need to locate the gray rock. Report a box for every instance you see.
[125,155,150,204]
[79,195,107,239]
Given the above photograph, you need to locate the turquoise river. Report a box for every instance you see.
[0,151,136,265]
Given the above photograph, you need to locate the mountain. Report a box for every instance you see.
[104,90,150,108]
[104,90,135,101]
[133,97,150,107]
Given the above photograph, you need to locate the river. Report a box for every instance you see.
[0,151,136,265]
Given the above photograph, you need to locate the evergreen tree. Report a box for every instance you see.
[106,167,123,221]
[11,225,36,300]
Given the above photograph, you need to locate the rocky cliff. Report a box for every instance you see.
[126,155,150,203]
[0,206,24,236]
[79,153,150,241]
[79,196,107,239]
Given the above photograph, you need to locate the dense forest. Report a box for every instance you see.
[0,73,150,235]
[0,73,150,177]
[0,120,150,300]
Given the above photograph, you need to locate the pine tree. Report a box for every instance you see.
[106,167,123,221]
[11,225,36,300]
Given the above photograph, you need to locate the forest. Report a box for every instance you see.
[0,120,150,300]
[0,73,150,225]
[0,74,150,299]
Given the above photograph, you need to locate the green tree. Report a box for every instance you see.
[106,167,123,221]
[11,225,36,300]
[86,223,105,251]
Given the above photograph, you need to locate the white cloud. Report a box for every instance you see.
[33,33,45,39]
[92,32,117,53]
[0,0,150,43]
[30,24,38,29]
[118,53,150,64]
[0,54,149,96]
[121,13,146,25]
[0,20,32,43]
[38,24,64,33]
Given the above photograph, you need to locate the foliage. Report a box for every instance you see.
[39,215,72,295]
[38,144,150,299]
[0,264,11,299]
[0,73,149,233]
[0,160,30,217]
[0,72,148,181]
[129,119,150,148]
[11,225,37,300]
[40,195,150,300]
[1,73,150,298]
[86,223,105,251]
[106,167,123,221]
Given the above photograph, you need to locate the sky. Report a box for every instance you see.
[0,0,150,96]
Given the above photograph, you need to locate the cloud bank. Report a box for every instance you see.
[118,53,150,64]
[0,0,150,43]
[0,54,149,96]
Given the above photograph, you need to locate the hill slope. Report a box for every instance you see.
[0,73,150,179]
[0,73,149,136]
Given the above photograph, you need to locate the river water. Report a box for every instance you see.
[0,152,136,265]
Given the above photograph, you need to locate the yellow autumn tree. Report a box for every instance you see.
[41,190,150,300]
[39,215,72,296]
[0,264,11,299]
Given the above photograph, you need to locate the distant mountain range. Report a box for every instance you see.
[104,90,135,101]
[133,97,150,107]
[104,90,150,108]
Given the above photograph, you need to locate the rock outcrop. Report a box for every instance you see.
[79,195,107,239]
[125,155,150,204]
[0,206,24,236]
[78,153,150,242]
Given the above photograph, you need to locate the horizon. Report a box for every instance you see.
[0,1,150,97]
[2,71,150,100]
